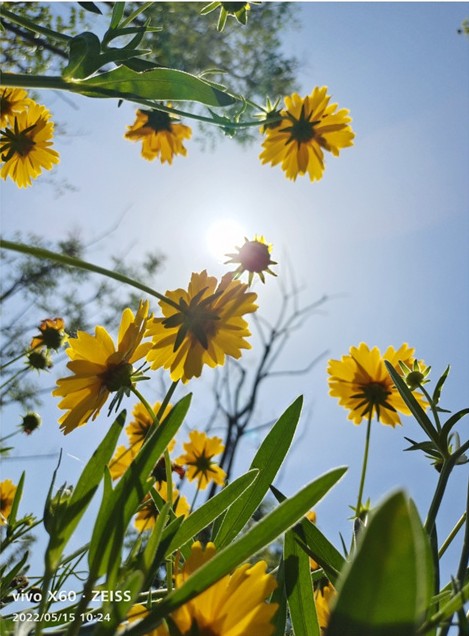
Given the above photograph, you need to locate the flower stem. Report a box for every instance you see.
[438,511,467,559]
[0,6,72,43]
[0,239,181,311]
[0,366,28,392]
[0,73,282,130]
[420,384,442,433]
[355,412,373,518]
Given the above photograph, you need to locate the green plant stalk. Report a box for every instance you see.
[0,239,181,311]
[0,366,28,391]
[0,73,282,130]
[420,384,442,433]
[425,440,469,536]
[418,580,469,634]
[438,512,466,559]
[130,382,179,593]
[355,411,373,518]
[0,6,72,44]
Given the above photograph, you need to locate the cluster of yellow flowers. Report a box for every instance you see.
[125,86,355,182]
[0,88,59,188]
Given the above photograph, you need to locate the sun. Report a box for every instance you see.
[206,218,246,262]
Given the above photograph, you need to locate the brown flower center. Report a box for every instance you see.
[101,362,134,392]
[238,241,271,273]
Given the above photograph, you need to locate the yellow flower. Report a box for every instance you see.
[177,430,226,490]
[134,482,190,532]
[0,101,59,188]
[0,479,17,526]
[108,402,177,481]
[225,235,277,285]
[0,87,30,126]
[30,317,67,351]
[127,541,278,635]
[314,582,336,633]
[125,108,192,164]
[53,301,151,434]
[328,343,427,427]
[146,271,257,383]
[260,86,354,182]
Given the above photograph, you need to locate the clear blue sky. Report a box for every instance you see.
[2,1,468,599]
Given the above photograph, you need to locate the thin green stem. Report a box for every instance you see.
[0,366,28,391]
[420,384,442,433]
[355,412,373,518]
[0,6,72,43]
[0,73,282,129]
[190,483,201,513]
[0,344,39,371]
[425,440,469,536]
[438,511,467,559]
[0,239,181,311]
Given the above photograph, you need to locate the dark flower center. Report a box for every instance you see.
[101,362,134,392]
[145,109,173,132]
[38,326,64,350]
[238,241,271,273]
[360,381,391,406]
[0,121,36,161]
[163,289,221,351]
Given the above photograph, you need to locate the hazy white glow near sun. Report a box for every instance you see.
[206,219,246,261]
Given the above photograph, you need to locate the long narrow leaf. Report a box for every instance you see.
[214,396,303,547]
[284,528,319,636]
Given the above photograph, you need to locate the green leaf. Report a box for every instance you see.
[7,471,25,527]
[45,411,125,570]
[284,528,319,636]
[0,551,29,602]
[441,407,469,441]
[124,467,347,635]
[385,362,439,446]
[270,558,288,636]
[88,395,191,577]
[432,365,450,406]
[214,396,303,547]
[77,2,102,14]
[164,469,259,556]
[271,485,345,584]
[73,66,236,106]
[327,491,433,636]
[63,31,102,80]
[111,2,125,28]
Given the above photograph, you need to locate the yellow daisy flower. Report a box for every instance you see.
[225,235,277,285]
[134,482,190,532]
[53,301,151,435]
[0,101,59,188]
[0,479,17,526]
[126,541,278,635]
[125,108,192,164]
[328,343,427,427]
[176,430,226,490]
[146,270,257,383]
[0,87,30,127]
[30,317,67,351]
[260,86,354,182]
[314,582,336,633]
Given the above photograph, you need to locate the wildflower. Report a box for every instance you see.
[53,301,151,434]
[134,483,190,532]
[27,349,53,371]
[31,318,67,351]
[127,541,278,634]
[314,582,336,633]
[177,430,226,490]
[201,2,252,31]
[399,359,431,391]
[20,412,42,435]
[328,343,427,427]
[260,87,354,182]
[225,235,277,285]
[0,479,17,526]
[125,108,192,164]
[0,101,59,188]
[146,270,257,383]
[0,87,30,127]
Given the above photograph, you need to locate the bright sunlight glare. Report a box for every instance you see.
[206,218,246,262]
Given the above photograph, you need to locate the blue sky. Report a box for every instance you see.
[2,1,468,598]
